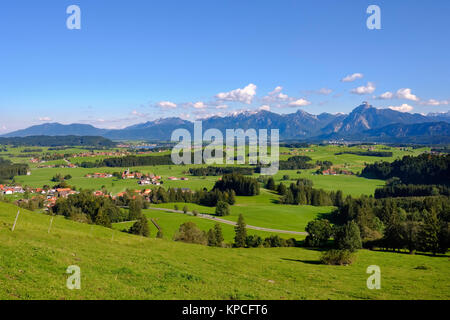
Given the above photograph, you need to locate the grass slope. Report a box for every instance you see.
[0,202,448,300]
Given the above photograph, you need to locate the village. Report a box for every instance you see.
[1,168,191,210]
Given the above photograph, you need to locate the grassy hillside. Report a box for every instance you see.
[0,201,448,300]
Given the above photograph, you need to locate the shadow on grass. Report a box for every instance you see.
[281,258,322,265]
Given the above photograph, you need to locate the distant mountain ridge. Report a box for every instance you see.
[2,103,449,144]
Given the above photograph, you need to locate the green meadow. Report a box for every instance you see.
[113,208,306,243]
[151,189,334,232]
[1,201,448,300]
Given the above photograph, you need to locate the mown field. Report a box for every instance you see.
[1,201,448,300]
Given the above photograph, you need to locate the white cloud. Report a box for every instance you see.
[288,98,311,107]
[259,105,271,111]
[419,99,449,106]
[317,88,332,95]
[157,101,177,109]
[269,86,283,95]
[377,91,394,99]
[396,88,419,101]
[131,110,148,117]
[351,82,376,95]
[216,83,257,104]
[215,104,228,109]
[341,73,364,82]
[39,117,52,121]
[263,86,290,104]
[388,104,414,113]
[192,101,207,109]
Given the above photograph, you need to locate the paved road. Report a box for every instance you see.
[146,207,308,236]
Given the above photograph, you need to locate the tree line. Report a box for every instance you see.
[361,154,450,185]
[188,166,254,176]
[333,195,449,254]
[375,184,450,198]
[0,157,29,181]
[0,136,116,147]
[335,150,393,157]
[272,178,344,207]
[213,173,260,196]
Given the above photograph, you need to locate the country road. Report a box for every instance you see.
[146,207,308,236]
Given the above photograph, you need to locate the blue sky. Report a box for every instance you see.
[0,0,449,132]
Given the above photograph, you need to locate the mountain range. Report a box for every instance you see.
[3,103,450,144]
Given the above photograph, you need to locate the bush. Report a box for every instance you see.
[305,219,333,247]
[245,235,263,248]
[320,250,356,265]
[183,205,189,214]
[173,222,207,245]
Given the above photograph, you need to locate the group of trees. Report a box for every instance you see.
[304,219,362,252]
[114,187,236,208]
[335,151,393,157]
[174,221,224,247]
[279,179,344,207]
[189,166,254,176]
[213,173,260,196]
[173,214,297,249]
[278,156,315,170]
[102,154,174,167]
[361,154,450,185]
[51,173,72,182]
[127,200,150,237]
[0,136,116,147]
[0,157,29,181]
[335,195,449,254]
[51,190,128,227]
[375,184,450,198]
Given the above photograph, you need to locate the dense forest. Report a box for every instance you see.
[333,195,449,254]
[213,173,260,196]
[100,154,174,167]
[278,156,315,170]
[0,136,116,147]
[279,179,344,207]
[361,154,450,185]
[375,184,450,198]
[335,150,393,157]
[51,191,125,227]
[188,166,254,176]
[115,187,236,207]
[0,157,29,181]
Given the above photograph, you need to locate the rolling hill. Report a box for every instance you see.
[0,201,449,300]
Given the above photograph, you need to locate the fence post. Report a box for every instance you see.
[11,210,20,232]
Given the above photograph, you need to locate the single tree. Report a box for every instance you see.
[129,215,150,237]
[215,201,230,216]
[234,214,247,248]
[334,220,362,252]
